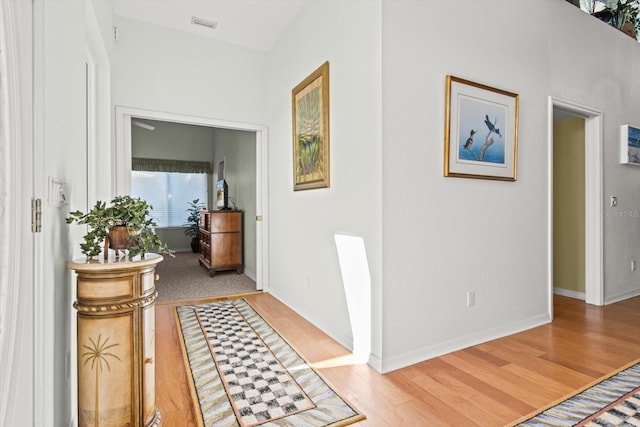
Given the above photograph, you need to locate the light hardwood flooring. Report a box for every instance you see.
[156,293,640,426]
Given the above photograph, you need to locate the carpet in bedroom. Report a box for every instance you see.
[154,251,257,303]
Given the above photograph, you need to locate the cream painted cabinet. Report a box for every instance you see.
[68,254,163,427]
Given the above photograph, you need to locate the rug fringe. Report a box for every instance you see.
[174,308,206,427]
[158,290,263,306]
[506,356,640,426]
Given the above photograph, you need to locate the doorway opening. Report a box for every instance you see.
[549,97,603,315]
[114,106,269,293]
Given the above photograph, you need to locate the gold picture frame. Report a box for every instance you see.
[444,75,519,181]
[292,61,330,190]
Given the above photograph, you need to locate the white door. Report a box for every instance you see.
[0,0,39,424]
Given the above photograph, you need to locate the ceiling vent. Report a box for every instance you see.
[191,16,218,30]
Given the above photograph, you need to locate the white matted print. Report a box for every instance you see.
[620,124,640,165]
[444,75,519,181]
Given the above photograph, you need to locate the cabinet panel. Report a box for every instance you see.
[141,271,155,296]
[142,304,156,422]
[78,277,132,300]
[209,212,242,233]
[211,233,242,267]
[198,210,243,276]
[77,314,134,426]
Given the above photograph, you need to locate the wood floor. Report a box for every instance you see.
[155,293,640,426]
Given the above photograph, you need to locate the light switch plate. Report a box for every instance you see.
[48,176,69,208]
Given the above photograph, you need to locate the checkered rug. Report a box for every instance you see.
[512,360,640,426]
[176,299,365,427]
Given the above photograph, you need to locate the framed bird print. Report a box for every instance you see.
[444,75,519,181]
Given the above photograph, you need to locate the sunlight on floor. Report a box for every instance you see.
[311,353,368,369]
[334,234,371,365]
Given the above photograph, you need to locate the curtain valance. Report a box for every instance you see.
[131,157,212,174]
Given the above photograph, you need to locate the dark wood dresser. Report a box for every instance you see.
[198,210,243,276]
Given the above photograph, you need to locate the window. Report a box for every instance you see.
[131,171,207,227]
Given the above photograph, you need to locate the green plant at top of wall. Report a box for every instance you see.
[66,195,171,259]
[574,0,640,39]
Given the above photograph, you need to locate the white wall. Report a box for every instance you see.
[112,16,268,125]
[111,19,269,272]
[380,0,640,371]
[78,0,640,385]
[39,1,101,425]
[132,119,215,164]
[213,128,258,279]
[87,0,114,205]
[267,0,383,364]
[132,119,216,251]
[548,4,640,304]
[111,16,269,284]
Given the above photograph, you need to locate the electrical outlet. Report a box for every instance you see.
[466,291,475,308]
[632,260,636,271]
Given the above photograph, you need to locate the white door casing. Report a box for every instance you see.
[548,96,604,314]
[114,106,269,291]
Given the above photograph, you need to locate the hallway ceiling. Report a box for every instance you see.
[111,0,308,52]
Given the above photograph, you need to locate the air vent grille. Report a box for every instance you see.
[191,16,218,29]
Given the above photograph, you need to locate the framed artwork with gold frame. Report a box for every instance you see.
[292,61,330,190]
[444,75,519,181]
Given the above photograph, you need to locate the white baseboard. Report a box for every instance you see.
[380,312,552,374]
[172,248,193,253]
[244,268,256,282]
[553,287,586,300]
[605,288,640,305]
[266,291,553,375]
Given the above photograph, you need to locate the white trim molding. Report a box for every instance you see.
[114,106,270,292]
[0,0,40,424]
[548,97,604,309]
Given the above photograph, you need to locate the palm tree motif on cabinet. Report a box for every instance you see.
[81,334,121,427]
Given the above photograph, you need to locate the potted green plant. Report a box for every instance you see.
[66,195,172,259]
[592,0,640,39]
[183,199,206,253]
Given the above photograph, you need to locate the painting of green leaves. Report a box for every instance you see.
[292,62,330,190]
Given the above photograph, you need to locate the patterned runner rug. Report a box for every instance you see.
[176,298,365,427]
[512,359,640,426]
